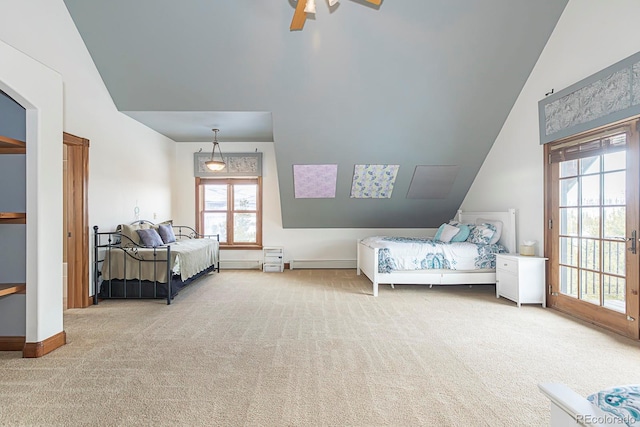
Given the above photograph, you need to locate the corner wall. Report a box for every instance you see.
[0,1,177,306]
[0,37,63,342]
[462,0,640,254]
[0,1,176,231]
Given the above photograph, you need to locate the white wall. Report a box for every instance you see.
[174,142,435,266]
[462,0,640,256]
[0,37,63,341]
[0,0,177,313]
[0,0,177,343]
[0,1,175,230]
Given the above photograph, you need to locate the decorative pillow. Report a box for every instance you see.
[450,224,471,242]
[157,224,176,244]
[587,385,640,426]
[136,228,164,248]
[434,223,447,241]
[437,223,460,243]
[118,223,150,246]
[467,223,496,245]
[476,218,503,245]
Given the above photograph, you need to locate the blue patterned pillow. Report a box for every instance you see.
[136,228,164,248]
[467,223,496,245]
[587,385,640,426]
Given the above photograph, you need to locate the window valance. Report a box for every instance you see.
[194,152,262,177]
[539,50,640,144]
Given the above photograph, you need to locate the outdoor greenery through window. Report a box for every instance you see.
[197,178,262,248]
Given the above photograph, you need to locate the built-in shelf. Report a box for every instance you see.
[0,135,26,154]
[0,212,26,224]
[0,284,26,297]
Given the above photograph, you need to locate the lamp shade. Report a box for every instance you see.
[206,129,225,171]
[205,159,226,171]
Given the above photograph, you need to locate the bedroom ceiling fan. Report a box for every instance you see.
[290,0,382,31]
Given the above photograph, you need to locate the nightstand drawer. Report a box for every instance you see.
[496,256,518,274]
[264,255,282,263]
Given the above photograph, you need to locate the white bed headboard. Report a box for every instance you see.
[457,209,517,253]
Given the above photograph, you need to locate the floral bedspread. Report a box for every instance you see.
[361,236,508,274]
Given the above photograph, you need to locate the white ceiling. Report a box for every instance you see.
[63,0,568,227]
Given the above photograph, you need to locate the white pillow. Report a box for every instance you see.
[438,223,460,243]
[476,218,503,245]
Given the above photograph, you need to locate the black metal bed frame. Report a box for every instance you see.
[93,220,219,305]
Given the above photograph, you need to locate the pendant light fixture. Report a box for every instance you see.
[205,128,226,171]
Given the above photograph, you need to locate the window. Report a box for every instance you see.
[196,177,262,248]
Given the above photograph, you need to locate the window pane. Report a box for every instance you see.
[560,178,578,206]
[204,212,227,242]
[560,266,578,298]
[234,185,257,210]
[234,213,256,243]
[580,270,600,305]
[603,240,625,276]
[602,275,625,313]
[580,156,600,175]
[603,150,625,172]
[603,207,625,240]
[560,208,578,236]
[580,208,600,238]
[560,159,578,177]
[580,175,600,206]
[204,185,227,210]
[560,237,578,267]
[580,239,599,271]
[603,171,625,205]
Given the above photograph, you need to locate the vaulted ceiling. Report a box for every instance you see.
[63,0,568,228]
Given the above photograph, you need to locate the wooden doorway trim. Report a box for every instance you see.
[63,132,90,308]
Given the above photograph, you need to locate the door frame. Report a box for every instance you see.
[544,120,640,339]
[63,132,90,308]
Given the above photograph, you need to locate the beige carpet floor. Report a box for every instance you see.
[1,269,640,426]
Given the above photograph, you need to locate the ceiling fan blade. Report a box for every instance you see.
[365,0,382,5]
[290,0,308,31]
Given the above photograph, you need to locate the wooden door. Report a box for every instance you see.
[63,132,90,308]
[545,120,640,339]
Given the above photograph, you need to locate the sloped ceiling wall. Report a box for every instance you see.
[63,0,568,227]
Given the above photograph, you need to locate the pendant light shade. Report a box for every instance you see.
[205,129,226,171]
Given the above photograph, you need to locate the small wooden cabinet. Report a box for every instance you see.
[263,247,284,272]
[495,253,546,307]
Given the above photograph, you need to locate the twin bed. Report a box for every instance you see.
[357,209,517,296]
[93,220,219,305]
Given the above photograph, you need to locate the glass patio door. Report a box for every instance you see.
[546,122,640,339]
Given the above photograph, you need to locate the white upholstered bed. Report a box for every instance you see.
[356,209,517,297]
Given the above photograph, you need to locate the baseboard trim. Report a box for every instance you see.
[23,330,66,358]
[0,336,26,351]
[289,259,356,270]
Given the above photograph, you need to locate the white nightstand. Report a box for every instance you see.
[495,253,547,307]
[263,247,284,272]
